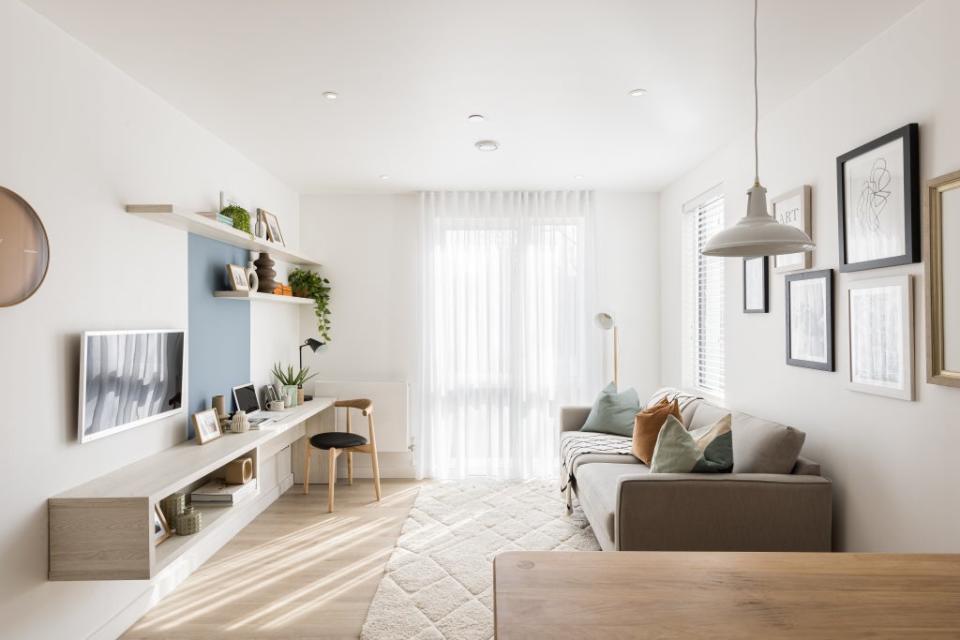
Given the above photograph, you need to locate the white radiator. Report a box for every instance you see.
[311,380,409,453]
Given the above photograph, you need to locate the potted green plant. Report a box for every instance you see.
[271,363,318,407]
[288,268,331,343]
[221,204,251,233]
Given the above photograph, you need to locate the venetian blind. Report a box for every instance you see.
[682,190,725,396]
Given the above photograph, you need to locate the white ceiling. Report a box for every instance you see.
[24,0,922,194]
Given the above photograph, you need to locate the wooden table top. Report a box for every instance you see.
[493,551,960,639]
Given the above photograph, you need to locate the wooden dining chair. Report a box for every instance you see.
[303,398,381,512]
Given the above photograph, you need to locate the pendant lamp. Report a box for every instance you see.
[701,0,815,257]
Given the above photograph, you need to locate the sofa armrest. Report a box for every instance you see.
[615,473,832,552]
[560,406,591,433]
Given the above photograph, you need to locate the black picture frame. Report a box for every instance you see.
[785,269,834,371]
[836,123,920,272]
[743,256,769,313]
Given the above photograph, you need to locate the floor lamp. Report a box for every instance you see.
[595,312,619,388]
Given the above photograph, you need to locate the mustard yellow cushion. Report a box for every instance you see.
[631,397,681,464]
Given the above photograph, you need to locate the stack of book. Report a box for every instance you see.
[191,479,257,506]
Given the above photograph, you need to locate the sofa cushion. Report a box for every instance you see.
[576,463,651,549]
[650,415,733,473]
[631,397,681,464]
[646,387,702,425]
[580,383,640,437]
[732,414,806,474]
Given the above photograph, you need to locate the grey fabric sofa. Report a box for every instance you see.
[561,389,832,552]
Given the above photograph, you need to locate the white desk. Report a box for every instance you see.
[49,397,336,581]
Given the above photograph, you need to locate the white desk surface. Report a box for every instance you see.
[53,397,335,502]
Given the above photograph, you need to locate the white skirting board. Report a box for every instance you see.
[89,459,294,640]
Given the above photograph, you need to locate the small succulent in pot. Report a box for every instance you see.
[221,204,251,233]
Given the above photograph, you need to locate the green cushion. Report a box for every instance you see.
[650,415,733,473]
[579,383,640,437]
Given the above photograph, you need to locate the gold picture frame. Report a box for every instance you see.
[925,169,960,387]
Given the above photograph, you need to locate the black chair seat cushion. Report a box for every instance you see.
[310,432,367,450]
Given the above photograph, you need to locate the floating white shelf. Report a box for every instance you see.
[125,204,320,267]
[214,290,314,305]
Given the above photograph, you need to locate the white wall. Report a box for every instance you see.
[298,191,660,475]
[659,0,958,552]
[0,1,299,638]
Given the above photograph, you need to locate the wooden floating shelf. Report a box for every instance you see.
[125,204,320,267]
[214,290,314,305]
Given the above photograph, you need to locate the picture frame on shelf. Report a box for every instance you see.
[743,256,768,313]
[193,408,222,444]
[772,185,812,273]
[847,275,914,401]
[785,269,834,371]
[153,504,171,545]
[837,123,920,272]
[226,264,249,292]
[258,209,285,247]
[925,169,960,387]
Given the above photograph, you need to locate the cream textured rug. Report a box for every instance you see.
[360,479,600,640]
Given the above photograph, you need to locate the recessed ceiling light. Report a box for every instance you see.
[467,114,485,122]
[379,174,390,180]
[575,175,584,180]
[475,140,499,152]
[629,88,648,97]
[322,91,339,100]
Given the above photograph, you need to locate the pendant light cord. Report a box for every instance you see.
[753,0,759,186]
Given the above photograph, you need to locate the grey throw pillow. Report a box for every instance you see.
[731,415,806,474]
[579,383,640,437]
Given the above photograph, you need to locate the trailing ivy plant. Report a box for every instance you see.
[288,268,331,343]
[221,204,251,233]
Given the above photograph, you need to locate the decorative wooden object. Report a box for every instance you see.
[225,458,253,485]
[494,552,960,639]
[254,251,277,293]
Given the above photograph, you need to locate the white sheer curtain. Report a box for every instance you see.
[415,191,598,479]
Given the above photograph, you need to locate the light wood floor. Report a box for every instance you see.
[124,479,423,640]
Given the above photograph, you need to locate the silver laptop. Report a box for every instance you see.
[232,383,275,428]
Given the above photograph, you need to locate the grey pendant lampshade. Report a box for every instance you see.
[701,0,814,258]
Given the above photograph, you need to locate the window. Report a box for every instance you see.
[682,188,725,396]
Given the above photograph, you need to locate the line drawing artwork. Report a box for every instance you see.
[856,157,892,234]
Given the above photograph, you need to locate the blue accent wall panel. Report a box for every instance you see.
[188,234,250,430]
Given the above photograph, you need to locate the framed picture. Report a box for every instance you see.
[153,505,171,545]
[848,275,914,400]
[837,123,920,272]
[743,256,768,313]
[772,185,812,272]
[785,269,834,371]
[226,264,249,292]
[259,209,285,247]
[925,169,960,387]
[193,408,222,444]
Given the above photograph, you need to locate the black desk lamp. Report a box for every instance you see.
[299,338,324,401]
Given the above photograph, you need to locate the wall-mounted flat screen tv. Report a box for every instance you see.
[78,329,185,444]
